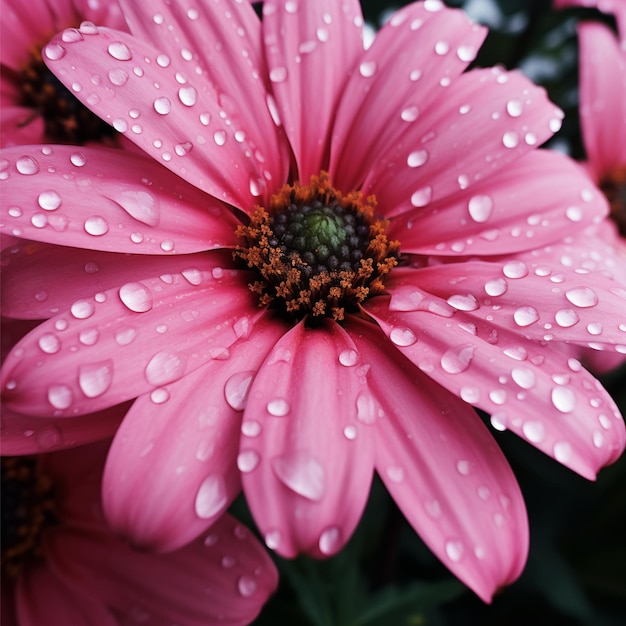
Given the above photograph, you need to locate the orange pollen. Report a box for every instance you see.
[234,172,400,322]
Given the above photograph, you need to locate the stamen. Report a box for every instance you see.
[234,172,399,321]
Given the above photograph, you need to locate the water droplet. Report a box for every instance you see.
[484,278,507,297]
[178,86,198,106]
[445,539,464,562]
[401,106,419,122]
[502,131,519,148]
[37,190,62,211]
[356,391,382,424]
[386,466,405,483]
[238,575,258,597]
[213,130,226,146]
[70,300,95,319]
[467,194,494,222]
[272,452,325,500]
[47,384,73,409]
[460,386,479,403]
[566,206,583,222]
[150,388,170,404]
[551,386,576,413]
[115,327,137,345]
[44,42,66,60]
[70,152,86,167]
[555,309,579,328]
[241,420,262,437]
[359,60,377,77]
[447,294,479,311]
[16,155,40,175]
[502,261,528,279]
[513,306,539,327]
[553,440,572,463]
[269,66,287,82]
[410,186,432,207]
[145,350,186,386]
[153,97,171,115]
[119,282,153,313]
[440,345,475,374]
[38,333,61,354]
[338,349,358,366]
[195,474,228,519]
[522,420,545,443]
[83,215,109,236]
[107,41,132,61]
[511,367,535,389]
[267,398,290,417]
[343,425,357,440]
[456,460,471,476]
[237,449,260,472]
[319,527,341,555]
[407,149,428,168]
[265,529,281,550]
[78,360,113,398]
[108,68,128,86]
[586,322,603,336]
[506,99,523,117]
[435,40,450,55]
[565,287,598,308]
[457,44,477,62]
[389,327,417,346]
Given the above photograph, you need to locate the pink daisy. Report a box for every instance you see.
[0,0,125,147]
[1,441,278,625]
[1,0,625,602]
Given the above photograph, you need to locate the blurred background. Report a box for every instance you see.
[240,1,626,624]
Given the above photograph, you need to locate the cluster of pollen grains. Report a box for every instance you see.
[18,44,115,144]
[234,172,400,321]
[600,165,626,237]
[1,457,56,578]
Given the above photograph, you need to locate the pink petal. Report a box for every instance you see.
[17,563,118,626]
[1,244,233,319]
[365,67,562,218]
[365,288,625,479]
[329,1,487,191]
[0,145,239,254]
[241,320,375,558]
[347,317,528,602]
[0,107,45,148]
[390,149,608,255]
[102,315,285,552]
[42,26,272,209]
[45,515,278,626]
[262,0,364,180]
[578,21,626,178]
[1,262,259,416]
[0,403,125,455]
[118,0,289,191]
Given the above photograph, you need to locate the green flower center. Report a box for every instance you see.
[234,172,400,321]
[1,456,57,579]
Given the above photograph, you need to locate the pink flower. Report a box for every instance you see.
[1,442,278,625]
[0,0,125,147]
[1,0,625,602]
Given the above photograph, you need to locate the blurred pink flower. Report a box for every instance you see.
[1,0,625,602]
[553,0,626,41]
[1,442,278,626]
[0,0,125,147]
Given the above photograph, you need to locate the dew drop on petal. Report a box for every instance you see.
[553,441,572,463]
[506,99,523,117]
[343,425,357,440]
[319,527,341,556]
[502,261,528,279]
[38,333,61,354]
[194,474,228,519]
[447,294,479,311]
[389,327,417,347]
[269,67,287,82]
[119,282,153,313]
[16,155,40,175]
[565,287,598,308]
[37,190,62,211]
[237,450,260,472]
[44,43,66,60]
[238,575,258,598]
[178,86,198,106]
[144,350,186,386]
[47,384,73,409]
[410,186,432,207]
[266,397,290,417]
[555,309,579,328]
[511,367,535,389]
[338,349,358,366]
[107,41,132,61]
[386,466,405,483]
[522,420,545,443]
[153,97,171,115]
[78,360,113,398]
[83,216,109,236]
[467,195,494,223]
[356,391,382,424]
[272,452,325,501]
[70,300,95,319]
[440,345,475,374]
[484,278,507,297]
[460,386,479,403]
[502,131,519,148]
[513,306,539,327]
[551,386,576,413]
[445,539,464,562]
[359,60,377,77]
[407,149,428,168]
[241,420,262,437]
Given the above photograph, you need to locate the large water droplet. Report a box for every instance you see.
[237,449,260,472]
[195,474,228,519]
[447,294,479,311]
[267,398,290,417]
[84,215,109,236]
[565,287,598,308]
[440,345,475,374]
[513,306,539,327]
[47,384,73,410]
[38,333,61,354]
[522,420,545,443]
[38,190,62,211]
[272,451,325,500]
[154,97,172,115]
[78,360,113,398]
[445,539,464,562]
[553,440,572,463]
[468,195,494,223]
[145,350,186,386]
[511,367,535,389]
[389,327,417,347]
[224,371,254,411]
[116,190,160,226]
[356,391,382,424]
[319,527,341,556]
[119,282,153,312]
[16,155,40,175]
[407,149,428,168]
[551,386,576,413]
[107,41,132,61]
[555,308,579,328]
[238,575,258,598]
[70,300,95,319]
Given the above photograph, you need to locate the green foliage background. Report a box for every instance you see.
[242,2,626,624]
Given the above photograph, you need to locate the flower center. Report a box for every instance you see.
[234,172,400,321]
[1,456,57,579]
[600,165,626,238]
[17,44,116,144]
